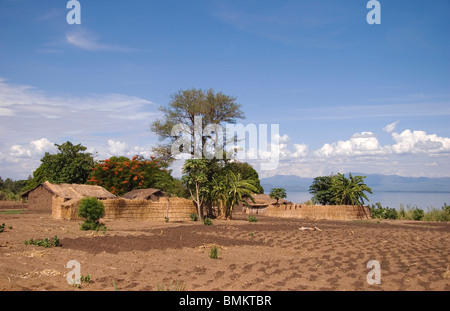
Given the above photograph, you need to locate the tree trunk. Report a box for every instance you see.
[166,197,170,220]
[195,184,203,220]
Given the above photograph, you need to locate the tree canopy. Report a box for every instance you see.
[309,173,372,206]
[26,141,94,190]
[87,155,180,196]
[269,188,287,204]
[151,88,245,162]
[181,159,261,219]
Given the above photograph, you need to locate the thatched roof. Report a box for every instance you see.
[247,194,292,207]
[22,181,116,200]
[122,188,164,200]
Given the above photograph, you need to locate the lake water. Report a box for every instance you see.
[285,191,450,211]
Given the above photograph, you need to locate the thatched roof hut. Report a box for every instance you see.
[247,194,292,207]
[122,188,164,201]
[22,181,116,201]
[21,181,116,214]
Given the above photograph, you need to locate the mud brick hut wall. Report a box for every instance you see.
[25,184,66,217]
[247,204,371,220]
[59,197,197,222]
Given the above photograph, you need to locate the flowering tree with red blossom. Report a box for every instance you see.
[87,155,175,196]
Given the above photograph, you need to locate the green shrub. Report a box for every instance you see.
[248,215,258,222]
[370,203,398,220]
[203,217,213,225]
[0,223,5,233]
[411,208,424,221]
[78,197,106,231]
[209,245,219,259]
[190,213,199,221]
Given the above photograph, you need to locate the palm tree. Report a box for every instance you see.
[213,171,258,219]
[330,173,372,206]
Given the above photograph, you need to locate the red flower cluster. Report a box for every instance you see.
[87,155,169,196]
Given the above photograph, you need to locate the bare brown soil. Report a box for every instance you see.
[0,206,449,291]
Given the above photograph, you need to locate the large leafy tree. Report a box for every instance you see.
[181,159,261,220]
[330,173,373,205]
[151,88,245,162]
[269,188,287,204]
[309,173,372,206]
[309,176,335,205]
[224,161,264,194]
[212,171,258,220]
[26,141,94,189]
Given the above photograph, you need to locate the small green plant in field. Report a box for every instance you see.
[249,232,255,237]
[80,274,91,283]
[71,274,92,288]
[157,281,186,291]
[209,245,219,259]
[0,223,5,233]
[24,235,61,248]
[190,213,198,221]
[248,215,258,222]
[203,217,213,225]
[165,217,169,223]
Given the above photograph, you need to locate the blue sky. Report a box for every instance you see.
[0,0,449,180]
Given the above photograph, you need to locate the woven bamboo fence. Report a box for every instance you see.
[57,197,196,222]
[247,204,371,220]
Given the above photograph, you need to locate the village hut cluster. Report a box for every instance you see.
[22,182,371,222]
[22,181,196,222]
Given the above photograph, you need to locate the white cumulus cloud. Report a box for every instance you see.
[391,130,450,154]
[315,132,385,157]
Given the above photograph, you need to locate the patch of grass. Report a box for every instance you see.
[248,215,258,223]
[423,208,450,222]
[80,221,106,232]
[157,281,186,291]
[371,203,450,222]
[190,213,199,221]
[0,209,25,215]
[203,217,213,226]
[209,245,219,259]
[24,235,61,248]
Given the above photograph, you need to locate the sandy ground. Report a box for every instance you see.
[0,205,449,291]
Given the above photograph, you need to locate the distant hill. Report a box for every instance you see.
[260,173,450,193]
